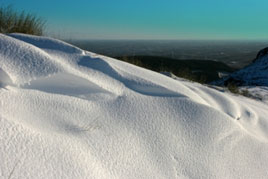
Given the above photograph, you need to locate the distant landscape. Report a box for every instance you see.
[69,40,268,69]
[68,40,268,83]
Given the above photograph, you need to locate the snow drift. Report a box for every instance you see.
[1,33,268,179]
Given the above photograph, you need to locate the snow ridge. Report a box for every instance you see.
[1,33,268,179]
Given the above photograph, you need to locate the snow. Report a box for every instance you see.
[215,48,268,86]
[1,33,268,179]
[240,86,268,103]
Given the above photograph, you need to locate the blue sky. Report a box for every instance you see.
[1,0,268,40]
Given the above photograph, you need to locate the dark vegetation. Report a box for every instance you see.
[226,82,252,98]
[118,56,254,98]
[0,5,45,35]
[226,82,240,94]
[117,56,236,83]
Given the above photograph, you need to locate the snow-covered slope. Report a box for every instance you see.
[1,33,268,179]
[215,47,268,86]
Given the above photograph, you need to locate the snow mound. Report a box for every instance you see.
[1,33,268,179]
[0,34,59,85]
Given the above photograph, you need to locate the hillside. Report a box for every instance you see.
[1,33,268,179]
[215,47,268,86]
[116,56,236,83]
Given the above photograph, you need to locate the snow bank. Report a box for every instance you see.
[1,33,268,179]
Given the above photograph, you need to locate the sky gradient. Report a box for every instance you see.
[1,0,268,40]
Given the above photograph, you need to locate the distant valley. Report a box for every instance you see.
[68,40,268,69]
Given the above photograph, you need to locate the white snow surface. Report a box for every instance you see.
[240,86,268,103]
[1,33,268,179]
